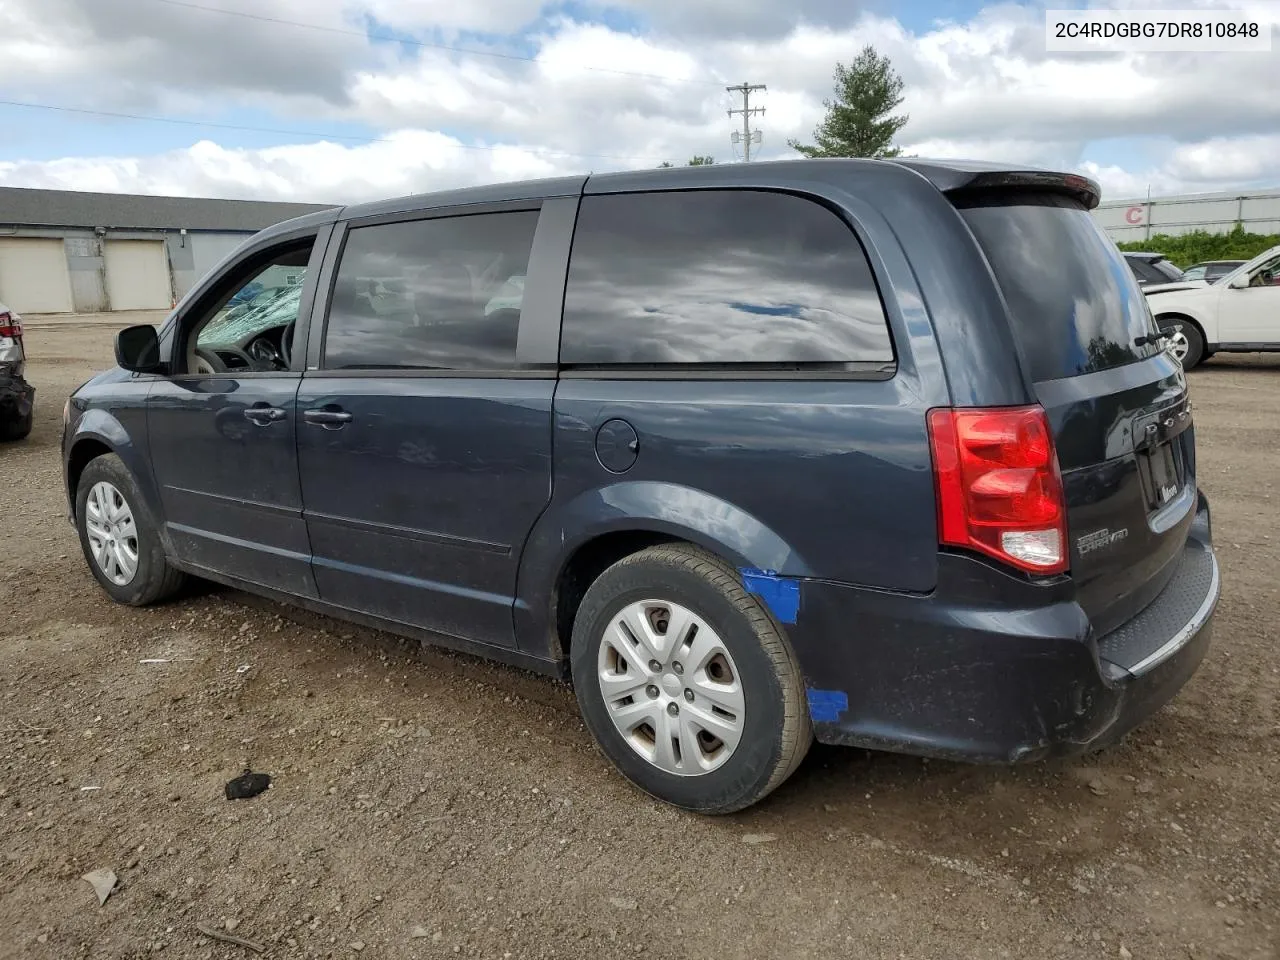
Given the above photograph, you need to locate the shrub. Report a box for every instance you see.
[1116,226,1280,269]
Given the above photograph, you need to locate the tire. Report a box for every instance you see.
[75,453,185,606]
[1159,317,1205,369]
[0,408,33,441]
[570,544,812,814]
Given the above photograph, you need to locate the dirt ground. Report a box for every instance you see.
[1,313,1277,960]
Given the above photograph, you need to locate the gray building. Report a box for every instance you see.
[1094,187,1280,242]
[0,186,333,314]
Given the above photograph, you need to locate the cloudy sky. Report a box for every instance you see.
[1,0,1277,204]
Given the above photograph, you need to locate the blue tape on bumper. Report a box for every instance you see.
[740,567,800,624]
[807,688,849,723]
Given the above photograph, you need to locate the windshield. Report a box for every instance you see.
[1247,252,1280,287]
[958,193,1161,382]
[1220,246,1280,286]
[1206,263,1241,283]
[200,284,303,347]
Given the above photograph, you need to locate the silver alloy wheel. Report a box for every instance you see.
[597,599,745,776]
[1164,323,1190,363]
[85,481,139,586]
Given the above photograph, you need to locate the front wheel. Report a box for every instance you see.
[571,544,812,814]
[1159,317,1205,369]
[75,453,185,605]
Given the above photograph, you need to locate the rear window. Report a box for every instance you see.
[958,194,1161,381]
[1125,258,1161,284]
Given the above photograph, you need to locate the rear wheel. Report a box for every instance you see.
[570,544,811,814]
[76,454,185,605]
[1158,317,1204,369]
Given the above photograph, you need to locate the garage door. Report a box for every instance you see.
[105,240,172,311]
[0,238,74,313]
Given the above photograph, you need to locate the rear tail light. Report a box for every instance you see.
[0,311,21,339]
[927,405,1068,575]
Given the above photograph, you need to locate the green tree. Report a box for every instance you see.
[789,46,908,159]
[659,155,716,167]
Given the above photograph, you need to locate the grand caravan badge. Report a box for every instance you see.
[1077,527,1129,556]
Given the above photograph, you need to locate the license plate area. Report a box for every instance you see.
[1140,439,1185,511]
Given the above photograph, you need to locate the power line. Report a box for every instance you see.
[1,99,391,142]
[0,98,667,163]
[726,82,765,162]
[150,0,725,88]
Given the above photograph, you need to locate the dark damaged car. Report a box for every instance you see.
[0,302,35,441]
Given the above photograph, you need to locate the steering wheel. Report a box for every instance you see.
[193,344,256,374]
[193,346,227,375]
[248,336,284,370]
[281,320,296,368]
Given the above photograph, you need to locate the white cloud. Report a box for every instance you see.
[1082,134,1280,200]
[1167,135,1280,183]
[613,0,873,40]
[902,137,1088,170]
[533,21,706,85]
[356,0,547,34]
[1,0,1278,202]
[1076,161,1186,200]
[0,133,585,204]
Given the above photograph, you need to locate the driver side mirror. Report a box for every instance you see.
[115,324,163,373]
[1228,274,1251,290]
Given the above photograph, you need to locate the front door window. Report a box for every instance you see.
[186,245,312,374]
[1247,254,1280,288]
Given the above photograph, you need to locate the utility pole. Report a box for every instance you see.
[726,82,766,162]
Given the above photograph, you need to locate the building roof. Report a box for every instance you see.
[0,186,335,232]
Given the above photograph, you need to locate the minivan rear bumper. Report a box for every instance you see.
[793,493,1218,764]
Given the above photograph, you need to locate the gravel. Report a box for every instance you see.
[2,314,1277,959]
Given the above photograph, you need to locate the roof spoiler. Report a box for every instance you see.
[890,160,1102,210]
[944,170,1102,210]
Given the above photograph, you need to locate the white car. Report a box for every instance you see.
[1145,244,1280,368]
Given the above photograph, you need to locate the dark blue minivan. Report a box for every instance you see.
[62,159,1220,812]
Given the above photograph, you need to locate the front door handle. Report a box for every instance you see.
[303,407,353,428]
[243,405,287,424]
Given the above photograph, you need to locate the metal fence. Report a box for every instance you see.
[1094,189,1280,242]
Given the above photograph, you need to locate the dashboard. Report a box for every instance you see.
[199,323,291,373]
